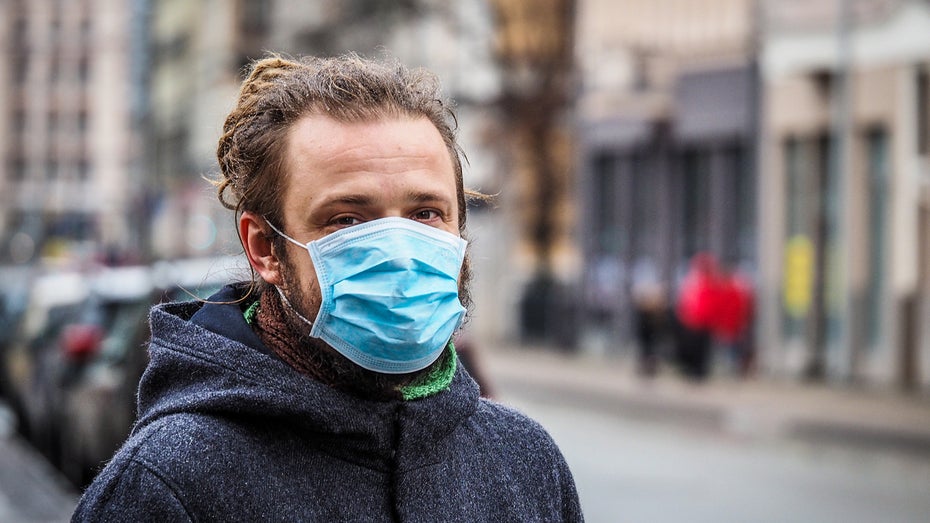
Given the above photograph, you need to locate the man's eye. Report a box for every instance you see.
[332,216,362,227]
[413,210,440,221]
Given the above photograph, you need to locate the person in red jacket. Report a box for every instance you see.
[713,268,754,377]
[674,253,721,380]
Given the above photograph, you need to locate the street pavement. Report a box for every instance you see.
[481,344,930,457]
[0,404,77,523]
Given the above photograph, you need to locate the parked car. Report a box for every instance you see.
[0,265,35,397]
[2,256,247,489]
[49,265,155,487]
[0,271,90,460]
[50,256,244,488]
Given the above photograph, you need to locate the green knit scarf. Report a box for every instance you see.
[400,344,457,401]
[243,299,457,401]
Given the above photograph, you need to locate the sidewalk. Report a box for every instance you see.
[0,403,77,522]
[482,345,930,456]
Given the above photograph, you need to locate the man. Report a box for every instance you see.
[73,54,583,521]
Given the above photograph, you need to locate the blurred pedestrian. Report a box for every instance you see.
[73,53,582,521]
[712,267,754,377]
[674,253,721,380]
[631,260,667,377]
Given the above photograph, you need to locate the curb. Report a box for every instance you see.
[482,345,930,456]
[0,402,78,522]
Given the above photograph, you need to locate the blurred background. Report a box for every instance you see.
[0,0,929,521]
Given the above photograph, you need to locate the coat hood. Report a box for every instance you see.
[135,288,480,469]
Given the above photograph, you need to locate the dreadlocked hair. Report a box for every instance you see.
[211,52,473,231]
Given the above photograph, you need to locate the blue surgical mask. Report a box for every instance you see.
[266,217,467,374]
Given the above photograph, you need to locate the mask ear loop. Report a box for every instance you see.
[262,216,318,333]
[274,285,316,331]
[263,216,306,249]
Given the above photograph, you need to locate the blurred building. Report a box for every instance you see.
[0,0,150,265]
[574,0,759,348]
[575,0,930,391]
[757,0,930,389]
[147,0,243,258]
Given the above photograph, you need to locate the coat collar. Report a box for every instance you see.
[136,291,480,470]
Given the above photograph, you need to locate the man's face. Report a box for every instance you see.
[274,113,462,326]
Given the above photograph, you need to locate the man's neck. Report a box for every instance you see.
[249,287,453,401]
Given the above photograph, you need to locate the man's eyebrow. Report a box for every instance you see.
[319,194,377,207]
[315,190,452,209]
[405,190,453,205]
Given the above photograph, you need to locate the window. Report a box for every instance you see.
[78,55,89,84]
[12,17,28,45]
[591,153,621,254]
[726,144,755,264]
[632,153,657,258]
[46,158,59,180]
[865,128,888,346]
[818,132,842,345]
[9,17,29,85]
[782,137,806,339]
[77,157,90,180]
[238,0,270,35]
[918,65,928,156]
[681,149,711,259]
[48,111,59,134]
[80,16,92,43]
[49,53,61,83]
[12,109,26,133]
[77,110,88,132]
[11,52,28,85]
[8,157,26,181]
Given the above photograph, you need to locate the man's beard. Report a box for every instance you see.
[272,245,473,399]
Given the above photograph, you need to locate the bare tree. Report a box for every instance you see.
[488,0,578,340]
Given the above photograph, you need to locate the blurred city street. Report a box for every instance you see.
[2,0,930,520]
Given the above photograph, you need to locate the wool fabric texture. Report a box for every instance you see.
[72,284,584,522]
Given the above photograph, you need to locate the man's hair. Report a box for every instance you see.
[213,52,471,231]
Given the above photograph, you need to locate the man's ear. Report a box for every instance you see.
[240,211,283,286]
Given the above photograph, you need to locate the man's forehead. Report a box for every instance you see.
[284,113,455,175]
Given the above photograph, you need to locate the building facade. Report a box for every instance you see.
[147,0,242,258]
[1,0,148,265]
[574,0,758,350]
[575,0,930,391]
[757,0,930,389]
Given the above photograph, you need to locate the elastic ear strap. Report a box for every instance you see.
[263,216,305,248]
[274,286,315,330]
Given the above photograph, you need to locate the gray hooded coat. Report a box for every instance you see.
[72,287,583,522]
